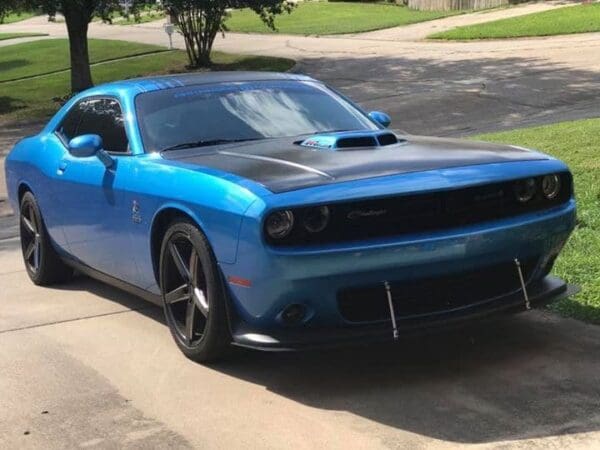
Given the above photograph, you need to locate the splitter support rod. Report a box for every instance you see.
[514,258,531,310]
[384,281,399,340]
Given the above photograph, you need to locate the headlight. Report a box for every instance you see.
[541,174,561,200]
[303,206,330,233]
[265,210,294,239]
[514,178,537,203]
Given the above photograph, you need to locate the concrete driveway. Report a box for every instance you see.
[1,237,600,448]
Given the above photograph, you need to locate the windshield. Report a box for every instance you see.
[135,80,378,153]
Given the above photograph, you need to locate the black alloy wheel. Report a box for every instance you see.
[20,196,41,276]
[159,219,230,362]
[19,191,72,285]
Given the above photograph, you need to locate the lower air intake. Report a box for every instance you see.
[337,258,538,323]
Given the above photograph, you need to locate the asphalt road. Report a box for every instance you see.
[1,237,600,448]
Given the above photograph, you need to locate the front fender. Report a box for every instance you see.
[129,155,261,293]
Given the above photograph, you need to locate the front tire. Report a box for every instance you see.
[159,219,230,362]
[19,191,72,285]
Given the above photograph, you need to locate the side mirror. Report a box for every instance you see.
[69,134,102,157]
[68,134,113,168]
[368,111,391,128]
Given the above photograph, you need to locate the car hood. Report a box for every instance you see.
[161,134,548,193]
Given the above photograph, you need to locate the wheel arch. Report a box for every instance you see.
[150,204,240,343]
[17,181,34,203]
[149,204,209,286]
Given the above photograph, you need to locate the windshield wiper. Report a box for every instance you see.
[160,138,260,153]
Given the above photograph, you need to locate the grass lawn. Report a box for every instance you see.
[476,118,600,323]
[226,1,459,35]
[0,32,47,41]
[0,39,294,121]
[430,3,600,39]
[0,39,170,82]
[0,11,38,24]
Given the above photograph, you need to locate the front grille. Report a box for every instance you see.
[268,172,572,246]
[337,258,537,323]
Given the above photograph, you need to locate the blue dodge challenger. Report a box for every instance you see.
[5,72,576,361]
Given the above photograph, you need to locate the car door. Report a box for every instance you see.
[52,97,140,283]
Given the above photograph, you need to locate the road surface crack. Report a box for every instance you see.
[0,306,156,335]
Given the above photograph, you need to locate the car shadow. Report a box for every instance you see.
[27,271,167,330]
[38,265,600,445]
[209,313,600,444]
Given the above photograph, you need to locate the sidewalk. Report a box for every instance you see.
[350,0,580,41]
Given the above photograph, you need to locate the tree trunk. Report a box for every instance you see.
[197,50,211,67]
[64,10,93,93]
[176,6,226,68]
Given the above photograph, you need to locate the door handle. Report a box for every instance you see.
[57,161,68,175]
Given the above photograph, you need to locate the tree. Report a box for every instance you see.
[162,0,292,68]
[0,0,20,23]
[7,0,147,92]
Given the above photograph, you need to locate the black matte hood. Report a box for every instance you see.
[161,134,548,193]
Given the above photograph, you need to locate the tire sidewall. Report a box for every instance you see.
[19,191,72,286]
[159,219,230,360]
[20,192,45,284]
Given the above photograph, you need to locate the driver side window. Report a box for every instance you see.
[58,98,129,154]
[57,102,85,142]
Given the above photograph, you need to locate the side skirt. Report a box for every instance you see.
[61,255,162,306]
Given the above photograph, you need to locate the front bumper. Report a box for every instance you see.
[225,198,574,316]
[230,276,575,351]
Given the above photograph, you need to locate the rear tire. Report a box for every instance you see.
[19,191,73,286]
[159,219,231,362]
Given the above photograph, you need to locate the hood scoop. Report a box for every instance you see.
[299,130,402,150]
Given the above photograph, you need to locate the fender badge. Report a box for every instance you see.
[132,200,142,224]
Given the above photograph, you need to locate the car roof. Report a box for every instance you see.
[85,71,316,96]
